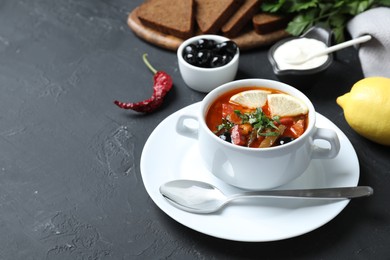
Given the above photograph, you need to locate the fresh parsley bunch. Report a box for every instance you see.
[261,0,390,42]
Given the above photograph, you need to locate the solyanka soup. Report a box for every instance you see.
[206,86,309,148]
[176,78,340,190]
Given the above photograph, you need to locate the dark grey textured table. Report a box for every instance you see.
[1,1,389,259]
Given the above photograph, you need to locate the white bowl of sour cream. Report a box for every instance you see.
[273,37,329,70]
[268,26,333,90]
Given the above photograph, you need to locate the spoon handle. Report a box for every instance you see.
[232,186,373,199]
[313,35,372,58]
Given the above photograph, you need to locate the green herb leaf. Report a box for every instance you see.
[378,0,390,5]
[261,0,286,12]
[289,0,317,12]
[286,14,314,36]
[261,0,390,43]
[258,131,280,137]
[215,118,234,133]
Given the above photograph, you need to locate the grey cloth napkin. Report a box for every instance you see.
[347,7,390,77]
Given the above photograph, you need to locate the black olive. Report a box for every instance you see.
[210,55,224,68]
[221,54,232,66]
[183,52,197,65]
[183,43,197,55]
[217,40,238,56]
[196,49,212,67]
[196,39,217,50]
[278,137,295,146]
[219,132,231,143]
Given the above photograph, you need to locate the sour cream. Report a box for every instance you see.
[273,38,328,70]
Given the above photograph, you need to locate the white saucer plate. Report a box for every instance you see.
[140,102,359,242]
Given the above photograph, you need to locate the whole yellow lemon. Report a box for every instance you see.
[337,77,390,145]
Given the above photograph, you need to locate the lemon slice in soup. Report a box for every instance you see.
[229,90,271,109]
[268,93,308,117]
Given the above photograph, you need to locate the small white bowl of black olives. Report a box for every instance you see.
[177,34,239,93]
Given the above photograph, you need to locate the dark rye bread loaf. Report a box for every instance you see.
[252,13,289,35]
[221,0,260,38]
[137,0,195,39]
[195,0,243,34]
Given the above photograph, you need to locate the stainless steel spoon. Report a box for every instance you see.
[159,179,373,214]
[284,34,372,65]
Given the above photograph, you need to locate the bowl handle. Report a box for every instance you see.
[176,110,199,140]
[311,128,341,159]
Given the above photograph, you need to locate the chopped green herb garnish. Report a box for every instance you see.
[217,108,282,137]
[215,118,234,133]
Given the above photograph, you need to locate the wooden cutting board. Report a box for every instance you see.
[127,7,289,51]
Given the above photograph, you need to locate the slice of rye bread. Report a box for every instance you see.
[252,13,289,35]
[137,0,195,39]
[195,0,243,34]
[221,0,260,38]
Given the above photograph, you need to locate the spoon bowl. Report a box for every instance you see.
[160,179,373,214]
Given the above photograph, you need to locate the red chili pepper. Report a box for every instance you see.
[114,54,173,113]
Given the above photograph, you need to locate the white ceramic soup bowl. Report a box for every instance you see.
[177,34,239,93]
[176,79,340,190]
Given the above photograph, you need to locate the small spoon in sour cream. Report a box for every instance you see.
[282,34,372,66]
